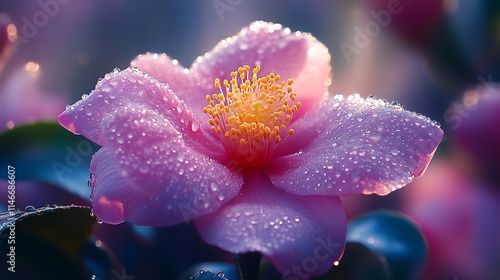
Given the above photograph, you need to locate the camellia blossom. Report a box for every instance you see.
[58,21,443,276]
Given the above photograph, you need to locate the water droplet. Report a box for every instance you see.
[217,193,225,201]
[210,182,218,191]
[81,94,89,100]
[116,137,124,144]
[177,154,185,162]
[25,205,36,212]
[244,210,253,216]
[390,148,400,156]
[369,132,382,141]
[113,67,120,73]
[191,121,200,132]
[239,42,249,50]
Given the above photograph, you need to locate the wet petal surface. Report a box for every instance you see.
[90,105,243,226]
[268,94,443,196]
[195,171,346,276]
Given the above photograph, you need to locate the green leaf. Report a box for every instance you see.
[0,121,99,198]
[0,205,97,279]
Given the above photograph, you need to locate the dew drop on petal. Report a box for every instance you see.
[217,193,225,201]
[25,205,36,212]
[369,132,382,141]
[191,121,200,132]
[390,148,400,156]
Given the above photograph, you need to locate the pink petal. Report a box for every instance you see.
[90,105,243,226]
[130,53,207,119]
[191,21,330,117]
[268,94,443,196]
[58,67,223,156]
[195,171,346,277]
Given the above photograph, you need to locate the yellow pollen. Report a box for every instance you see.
[202,65,300,162]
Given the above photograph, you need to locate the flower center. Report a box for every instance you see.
[203,65,301,168]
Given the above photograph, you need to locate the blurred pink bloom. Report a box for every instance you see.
[451,85,500,183]
[59,21,442,276]
[0,64,67,130]
[0,15,66,131]
[402,160,500,279]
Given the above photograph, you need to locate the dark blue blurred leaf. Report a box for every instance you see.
[0,121,99,199]
[314,242,392,280]
[346,211,428,280]
[180,262,237,280]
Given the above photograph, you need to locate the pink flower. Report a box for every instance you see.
[0,16,67,130]
[58,21,442,276]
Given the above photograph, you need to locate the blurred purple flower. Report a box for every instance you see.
[403,160,500,279]
[0,15,66,131]
[452,85,500,183]
[59,21,442,276]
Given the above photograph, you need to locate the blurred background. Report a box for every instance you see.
[1,0,500,279]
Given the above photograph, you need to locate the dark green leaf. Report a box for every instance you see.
[0,205,96,279]
[0,121,99,198]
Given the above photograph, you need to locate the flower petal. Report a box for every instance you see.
[191,21,330,116]
[268,94,444,196]
[58,67,223,156]
[90,105,243,226]
[195,171,346,277]
[130,53,208,118]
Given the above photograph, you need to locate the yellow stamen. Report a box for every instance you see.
[202,65,300,166]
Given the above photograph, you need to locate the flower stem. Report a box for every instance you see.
[234,252,262,280]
